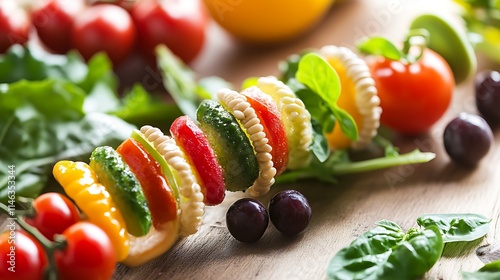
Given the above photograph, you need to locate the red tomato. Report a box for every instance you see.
[131,0,208,64]
[170,115,226,205]
[117,138,178,228]
[369,49,454,134]
[0,231,47,280]
[55,222,116,280]
[92,0,135,10]
[72,4,136,65]
[0,0,30,53]
[25,192,81,241]
[31,0,85,54]
[241,86,289,175]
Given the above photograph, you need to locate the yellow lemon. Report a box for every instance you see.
[203,0,335,44]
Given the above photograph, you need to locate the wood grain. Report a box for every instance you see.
[67,0,500,279]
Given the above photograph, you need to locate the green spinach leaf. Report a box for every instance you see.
[0,44,87,83]
[417,213,491,243]
[462,260,500,280]
[0,80,134,202]
[327,220,443,280]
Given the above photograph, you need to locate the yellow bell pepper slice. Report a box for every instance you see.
[53,160,129,261]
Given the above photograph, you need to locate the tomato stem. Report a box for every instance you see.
[0,202,63,280]
[401,29,430,64]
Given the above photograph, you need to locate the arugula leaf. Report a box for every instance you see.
[417,213,491,243]
[462,260,500,280]
[0,79,134,202]
[327,220,443,280]
[296,52,358,141]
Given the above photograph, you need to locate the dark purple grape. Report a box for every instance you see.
[268,190,312,235]
[443,113,493,166]
[226,198,269,243]
[476,70,500,123]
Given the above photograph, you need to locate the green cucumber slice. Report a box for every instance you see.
[130,129,180,203]
[90,146,151,237]
[410,13,477,84]
[196,100,259,191]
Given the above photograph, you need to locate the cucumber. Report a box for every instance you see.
[130,129,180,203]
[196,100,259,191]
[410,13,477,84]
[90,146,151,237]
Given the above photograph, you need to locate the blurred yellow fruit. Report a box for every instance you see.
[203,0,335,44]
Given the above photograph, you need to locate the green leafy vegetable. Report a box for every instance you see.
[327,213,492,279]
[156,45,231,119]
[0,44,87,84]
[417,213,491,243]
[112,84,182,131]
[358,32,430,64]
[462,260,500,280]
[327,220,443,280]
[0,45,182,202]
[296,52,358,141]
[0,80,134,202]
[276,143,436,185]
[357,37,402,61]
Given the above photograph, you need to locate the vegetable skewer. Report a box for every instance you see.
[51,45,435,267]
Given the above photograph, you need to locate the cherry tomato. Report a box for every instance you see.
[72,4,136,65]
[0,0,30,53]
[92,0,135,10]
[131,0,208,64]
[31,0,85,54]
[25,192,81,241]
[55,222,116,280]
[0,231,47,280]
[368,48,454,134]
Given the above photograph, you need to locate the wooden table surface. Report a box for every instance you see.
[114,0,500,279]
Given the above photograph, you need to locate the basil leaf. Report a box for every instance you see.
[332,106,357,141]
[462,260,500,280]
[357,37,402,61]
[417,213,491,243]
[327,221,443,280]
[296,52,358,141]
[296,53,342,106]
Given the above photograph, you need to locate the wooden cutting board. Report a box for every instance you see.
[114,0,500,279]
